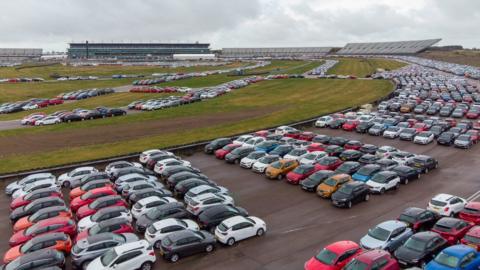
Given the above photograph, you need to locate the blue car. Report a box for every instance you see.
[269,145,294,157]
[255,140,280,153]
[352,164,382,182]
[426,245,480,270]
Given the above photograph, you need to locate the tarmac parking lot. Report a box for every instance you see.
[0,127,479,270]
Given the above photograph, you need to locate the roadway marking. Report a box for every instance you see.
[280,215,358,235]
[467,190,480,202]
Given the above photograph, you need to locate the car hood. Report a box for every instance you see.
[425,261,456,270]
[395,246,425,262]
[86,257,104,270]
[331,192,351,201]
[122,233,140,242]
[241,158,255,164]
[58,173,68,182]
[77,216,94,230]
[305,258,336,270]
[136,215,154,228]
[10,206,26,220]
[9,230,28,246]
[360,234,387,249]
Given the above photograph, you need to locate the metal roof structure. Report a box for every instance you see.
[337,39,441,55]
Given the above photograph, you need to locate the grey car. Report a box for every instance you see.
[71,232,138,269]
[160,230,216,262]
[360,220,413,252]
[135,202,189,233]
[9,197,65,223]
[4,249,65,270]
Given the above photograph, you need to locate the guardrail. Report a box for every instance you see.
[0,81,396,181]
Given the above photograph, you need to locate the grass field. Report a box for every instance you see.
[0,78,393,173]
[0,62,248,79]
[327,58,406,77]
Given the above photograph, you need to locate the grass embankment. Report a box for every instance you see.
[0,78,392,173]
[327,58,406,77]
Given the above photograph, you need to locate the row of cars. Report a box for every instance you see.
[315,111,479,149]
[0,77,44,83]
[129,86,182,93]
[393,55,480,79]
[203,126,438,208]
[21,107,127,126]
[304,192,480,270]
[308,60,339,76]
[0,98,64,114]
[55,88,115,101]
[1,148,267,269]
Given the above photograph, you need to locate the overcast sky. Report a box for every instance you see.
[0,0,478,51]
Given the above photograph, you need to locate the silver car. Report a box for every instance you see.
[360,220,413,252]
[71,232,138,269]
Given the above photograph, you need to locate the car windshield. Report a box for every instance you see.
[463,207,480,214]
[259,156,277,164]
[337,164,355,173]
[303,154,317,160]
[403,129,416,134]
[417,133,431,138]
[20,239,36,253]
[289,149,306,156]
[433,224,453,232]
[100,249,118,266]
[357,167,375,175]
[323,177,337,187]
[315,248,338,265]
[218,223,229,232]
[344,259,369,270]
[370,174,388,183]
[404,237,427,252]
[434,252,459,268]
[231,148,244,155]
[338,184,355,195]
[146,209,161,219]
[247,152,263,159]
[387,127,399,131]
[430,200,447,207]
[457,135,470,141]
[464,235,480,244]
[398,214,416,224]
[319,158,334,165]
[309,172,331,181]
[25,223,39,235]
[270,161,282,169]
[80,191,93,200]
[368,226,390,241]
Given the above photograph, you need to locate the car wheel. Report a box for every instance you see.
[425,168,429,173]
[141,262,153,270]
[417,173,421,179]
[154,240,162,249]
[347,201,352,208]
[404,178,409,185]
[209,227,215,234]
[435,163,438,169]
[277,174,284,180]
[449,212,455,217]
[81,260,92,270]
[170,254,180,263]
[227,238,235,246]
[364,194,370,201]
[235,159,239,164]
[380,188,385,194]
[62,181,70,188]
[67,119,71,123]
[205,244,214,253]
[421,261,426,269]
[394,183,400,190]
[257,228,265,236]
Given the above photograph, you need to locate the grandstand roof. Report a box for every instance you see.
[337,39,441,55]
[221,47,332,58]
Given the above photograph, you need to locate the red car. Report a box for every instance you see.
[413,123,428,132]
[284,130,301,139]
[445,118,457,127]
[407,118,418,127]
[10,189,63,210]
[314,157,343,171]
[344,250,399,270]
[254,130,270,138]
[342,120,359,131]
[431,217,474,245]
[298,132,316,141]
[215,144,241,159]
[70,186,117,212]
[466,111,479,119]
[75,218,133,242]
[473,121,480,130]
[76,195,127,220]
[307,143,326,152]
[304,241,362,270]
[286,164,317,184]
[460,202,480,224]
[344,140,363,151]
[466,130,479,143]
[48,99,64,105]
[9,217,76,247]
[460,226,480,251]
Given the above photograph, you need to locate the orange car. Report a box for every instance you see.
[316,174,352,198]
[3,232,72,263]
[265,159,299,180]
[69,179,113,199]
[13,206,72,233]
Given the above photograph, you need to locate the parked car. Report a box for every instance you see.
[431,217,474,245]
[397,207,440,232]
[427,194,467,217]
[265,159,299,180]
[394,231,448,268]
[159,230,215,262]
[304,241,362,270]
[86,240,156,270]
[405,155,438,174]
[215,215,266,246]
[360,220,413,252]
[135,202,189,233]
[317,174,352,199]
[77,206,132,232]
[459,202,480,224]
[331,182,370,208]
[3,249,65,270]
[366,171,401,194]
[424,245,480,270]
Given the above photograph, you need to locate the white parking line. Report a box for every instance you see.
[467,190,480,202]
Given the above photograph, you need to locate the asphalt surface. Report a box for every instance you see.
[0,126,479,270]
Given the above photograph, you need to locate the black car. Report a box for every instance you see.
[160,230,216,262]
[325,145,344,156]
[329,119,346,129]
[429,125,446,138]
[135,202,189,233]
[437,131,456,146]
[96,107,126,117]
[160,166,200,182]
[397,207,440,232]
[224,146,255,164]
[300,170,335,192]
[329,137,348,146]
[358,154,381,164]
[391,165,420,184]
[197,205,248,232]
[339,150,362,161]
[331,182,370,208]
[312,135,331,144]
[204,138,232,154]
[269,145,294,157]
[394,231,448,268]
[63,113,82,122]
[405,155,438,174]
[173,178,213,197]
[127,188,173,204]
[375,159,399,171]
[359,144,378,154]
[10,197,65,223]
[399,128,417,141]
[4,249,65,270]
[166,172,209,188]
[356,122,374,133]
[82,110,103,120]
[335,162,361,175]
[110,167,153,182]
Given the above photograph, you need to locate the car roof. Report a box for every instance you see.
[86,232,120,244]
[153,218,182,229]
[356,249,389,263]
[325,240,359,253]
[96,206,128,215]
[98,217,129,227]
[377,220,407,231]
[412,231,440,241]
[432,193,455,202]
[221,216,248,227]
[30,196,64,205]
[138,196,162,204]
[13,249,61,263]
[167,230,197,242]
[436,217,463,227]
[29,232,68,244]
[114,240,148,254]
[92,195,121,203]
[192,193,223,201]
[442,245,476,257]
[38,216,71,226]
[402,207,426,216]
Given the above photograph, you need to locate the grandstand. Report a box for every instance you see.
[220,47,332,58]
[0,48,43,63]
[337,39,441,55]
[68,42,211,60]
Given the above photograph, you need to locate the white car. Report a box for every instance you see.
[427,193,467,216]
[375,146,398,158]
[20,115,44,125]
[315,116,333,128]
[299,151,327,165]
[184,185,229,203]
[77,206,132,232]
[115,173,160,191]
[215,215,266,246]
[105,161,142,177]
[251,155,281,173]
[144,218,199,249]
[22,103,39,110]
[413,132,434,145]
[284,148,308,160]
[275,125,297,135]
[58,166,98,188]
[366,171,401,194]
[86,240,156,270]
[12,179,60,199]
[186,193,234,216]
[240,151,267,169]
[5,172,56,195]
[233,135,253,145]
[121,181,164,197]
[139,149,174,164]
[391,152,416,165]
[358,114,374,123]
[242,137,265,148]
[153,158,191,174]
[35,116,61,125]
[383,127,403,139]
[131,196,178,219]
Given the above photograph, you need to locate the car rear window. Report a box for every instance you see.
[433,224,452,232]
[431,200,447,207]
[218,223,228,232]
